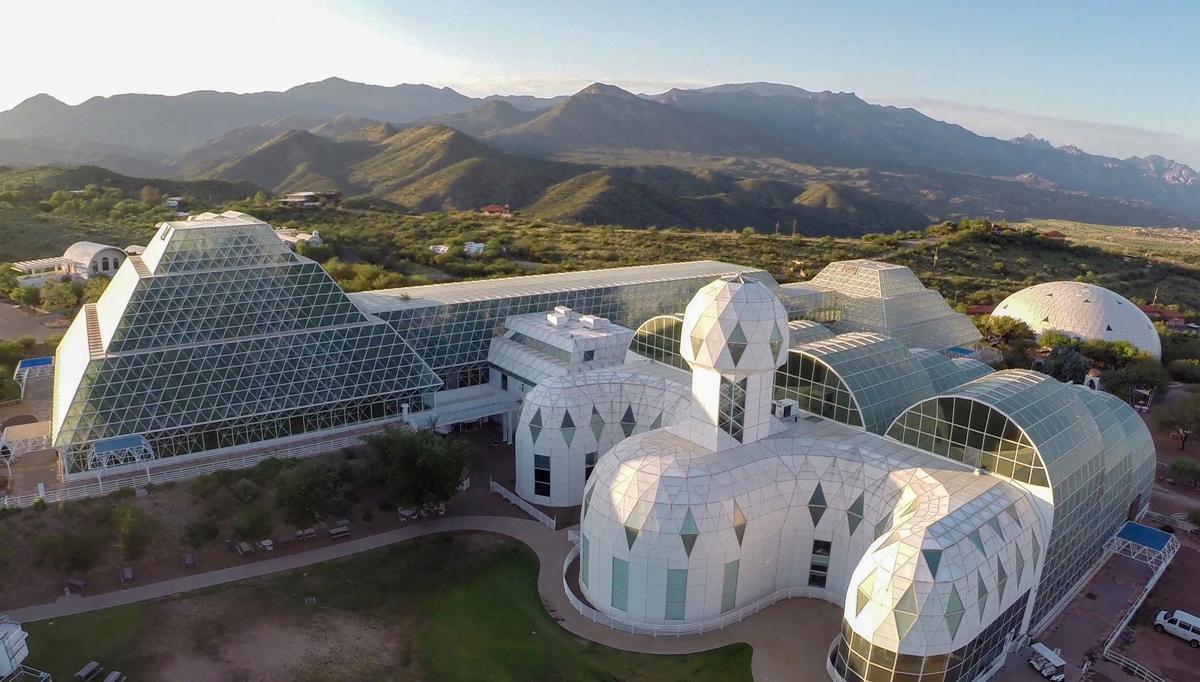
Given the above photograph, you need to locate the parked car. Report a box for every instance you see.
[1155,609,1200,647]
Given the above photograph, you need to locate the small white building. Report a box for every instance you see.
[464,241,486,257]
[275,229,324,250]
[429,244,450,255]
[10,241,126,287]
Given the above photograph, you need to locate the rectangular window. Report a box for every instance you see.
[500,373,508,391]
[581,535,590,587]
[534,454,551,497]
[809,539,831,588]
[721,560,739,613]
[612,557,629,611]
[665,568,688,621]
[585,451,598,480]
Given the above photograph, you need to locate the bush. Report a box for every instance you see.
[231,478,260,504]
[1168,359,1200,383]
[1102,358,1171,400]
[247,457,297,486]
[184,517,220,548]
[366,429,469,511]
[1188,510,1200,527]
[190,474,221,500]
[233,505,273,541]
[273,462,337,526]
[32,497,47,511]
[1168,458,1200,486]
[35,528,106,571]
[114,503,155,560]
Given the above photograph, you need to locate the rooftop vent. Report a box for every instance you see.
[579,315,608,329]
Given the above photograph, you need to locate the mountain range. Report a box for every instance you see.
[0,77,1197,231]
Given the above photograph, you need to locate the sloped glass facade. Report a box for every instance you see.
[53,213,440,473]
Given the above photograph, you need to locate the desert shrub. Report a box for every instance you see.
[232,505,273,541]
[108,487,136,500]
[1169,458,1200,486]
[1167,359,1200,383]
[231,478,260,504]
[273,462,337,526]
[190,474,221,500]
[184,517,220,548]
[35,528,107,571]
[32,497,47,511]
[114,503,156,560]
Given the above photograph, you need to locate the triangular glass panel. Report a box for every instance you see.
[996,559,1008,600]
[769,323,783,357]
[621,405,636,437]
[977,573,989,619]
[922,548,943,578]
[561,411,576,447]
[590,406,604,440]
[856,569,876,616]
[847,493,864,536]
[727,341,747,366]
[680,508,699,557]
[650,412,663,429]
[1014,548,1025,585]
[945,610,964,640]
[988,516,1004,540]
[967,529,985,555]
[732,501,747,546]
[894,611,917,639]
[690,333,705,359]
[529,409,543,444]
[1031,533,1040,566]
[624,525,639,549]
[582,484,594,521]
[808,483,827,526]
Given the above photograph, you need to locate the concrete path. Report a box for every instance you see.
[7,514,840,682]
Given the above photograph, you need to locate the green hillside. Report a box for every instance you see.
[196,124,926,235]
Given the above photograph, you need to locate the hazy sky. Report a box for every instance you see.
[3,0,1198,163]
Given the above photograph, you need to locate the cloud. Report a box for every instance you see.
[874,96,1200,168]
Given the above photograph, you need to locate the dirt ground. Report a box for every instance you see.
[0,422,538,612]
[1116,545,1200,681]
[149,592,403,682]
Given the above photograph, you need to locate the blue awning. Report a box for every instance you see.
[93,434,150,454]
[1116,521,1173,553]
[16,356,53,369]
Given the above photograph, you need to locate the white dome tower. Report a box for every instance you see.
[679,275,789,451]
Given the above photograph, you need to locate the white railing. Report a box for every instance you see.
[567,529,580,545]
[1103,650,1166,682]
[488,477,556,530]
[1,434,366,510]
[1142,510,1198,535]
[560,543,824,637]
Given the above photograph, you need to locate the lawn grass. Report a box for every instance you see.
[23,533,753,681]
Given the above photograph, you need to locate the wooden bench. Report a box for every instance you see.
[66,577,88,593]
[295,528,317,542]
[102,672,127,682]
[119,566,134,584]
[74,661,102,680]
[328,526,351,540]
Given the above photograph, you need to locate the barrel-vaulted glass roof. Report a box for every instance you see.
[910,348,994,393]
[782,333,948,434]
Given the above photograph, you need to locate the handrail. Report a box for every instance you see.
[488,478,556,530]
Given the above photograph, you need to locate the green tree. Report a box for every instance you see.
[233,504,273,541]
[976,315,1035,348]
[39,279,78,312]
[184,517,219,547]
[366,429,469,511]
[1167,359,1200,383]
[1168,457,1200,486]
[114,503,155,559]
[82,275,109,304]
[273,462,336,525]
[9,285,39,306]
[1042,346,1090,384]
[1156,395,1200,450]
[1102,358,1171,401]
[0,263,18,292]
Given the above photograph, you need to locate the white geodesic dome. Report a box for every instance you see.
[992,282,1161,359]
[680,275,789,376]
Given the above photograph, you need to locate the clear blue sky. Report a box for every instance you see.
[3,1,1197,147]
[355,0,1199,138]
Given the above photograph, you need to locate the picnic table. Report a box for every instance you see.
[182,551,197,569]
[398,508,418,521]
[235,541,253,555]
[295,528,317,541]
[66,576,88,593]
[328,525,351,540]
[74,661,102,680]
[102,672,127,682]
[257,539,275,552]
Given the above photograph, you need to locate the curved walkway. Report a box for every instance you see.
[6,515,840,682]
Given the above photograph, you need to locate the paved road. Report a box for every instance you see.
[7,514,841,681]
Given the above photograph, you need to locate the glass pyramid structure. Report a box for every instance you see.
[51,212,440,474]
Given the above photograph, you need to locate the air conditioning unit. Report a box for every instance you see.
[771,398,799,420]
[579,315,607,329]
